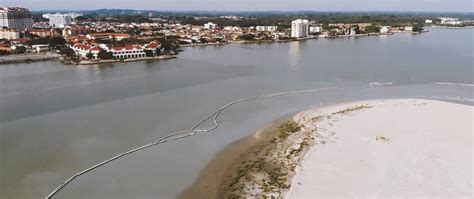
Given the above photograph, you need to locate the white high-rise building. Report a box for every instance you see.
[291,19,309,38]
[0,7,33,30]
[48,13,74,28]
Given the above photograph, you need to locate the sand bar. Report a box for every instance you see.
[287,99,473,198]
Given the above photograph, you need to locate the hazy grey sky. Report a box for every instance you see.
[2,0,473,12]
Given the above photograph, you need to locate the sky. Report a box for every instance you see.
[2,0,473,12]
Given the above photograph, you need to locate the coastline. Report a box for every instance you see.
[178,114,295,199]
[0,52,61,64]
[0,29,429,66]
[180,99,473,198]
[75,55,177,65]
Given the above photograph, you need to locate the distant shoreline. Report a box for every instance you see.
[0,28,443,66]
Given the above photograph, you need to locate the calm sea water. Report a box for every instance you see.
[0,28,472,199]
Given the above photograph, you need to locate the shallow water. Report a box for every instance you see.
[0,28,472,199]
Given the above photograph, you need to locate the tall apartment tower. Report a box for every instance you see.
[48,13,73,28]
[0,7,33,30]
[291,19,309,38]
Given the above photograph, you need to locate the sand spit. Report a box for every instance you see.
[180,99,472,198]
[287,99,473,198]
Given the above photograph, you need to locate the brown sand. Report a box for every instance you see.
[178,115,293,199]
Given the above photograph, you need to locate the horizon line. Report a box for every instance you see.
[28,9,474,14]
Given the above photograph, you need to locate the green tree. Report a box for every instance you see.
[86,52,94,59]
[155,48,161,56]
[412,23,424,32]
[238,34,256,41]
[59,47,75,57]
[97,50,114,60]
[144,49,154,57]
[13,46,27,54]
[364,25,381,33]
[49,36,66,49]
[199,38,208,44]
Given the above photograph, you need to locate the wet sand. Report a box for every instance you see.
[178,115,294,199]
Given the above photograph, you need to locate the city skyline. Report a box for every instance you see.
[2,0,473,12]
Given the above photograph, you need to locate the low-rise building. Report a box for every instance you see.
[63,26,91,36]
[256,26,278,32]
[380,26,391,34]
[31,44,50,53]
[0,43,12,52]
[72,41,161,60]
[309,26,322,33]
[86,32,130,41]
[0,28,20,39]
[204,22,217,30]
[71,43,100,59]
[103,44,146,59]
[29,29,55,37]
[143,41,161,55]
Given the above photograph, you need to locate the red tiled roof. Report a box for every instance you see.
[73,43,92,51]
[109,45,141,51]
[30,29,50,33]
[88,33,130,38]
[145,41,161,49]
[67,35,88,41]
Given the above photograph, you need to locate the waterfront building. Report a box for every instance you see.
[380,26,391,34]
[31,44,50,53]
[0,7,33,30]
[204,22,217,29]
[48,13,73,28]
[72,41,160,60]
[350,27,357,35]
[291,19,309,38]
[256,26,278,32]
[404,26,413,31]
[143,41,161,55]
[309,26,322,33]
[439,17,462,25]
[425,19,433,24]
[71,43,100,59]
[102,44,146,59]
[0,28,20,39]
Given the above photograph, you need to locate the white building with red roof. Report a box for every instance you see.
[101,44,146,59]
[143,41,161,55]
[71,41,161,60]
[71,43,100,59]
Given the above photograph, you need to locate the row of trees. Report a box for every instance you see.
[174,14,433,28]
[0,46,27,56]
[26,36,67,49]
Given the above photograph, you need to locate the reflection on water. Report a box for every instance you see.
[289,41,302,69]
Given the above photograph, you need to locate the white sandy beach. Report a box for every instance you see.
[287,99,473,198]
